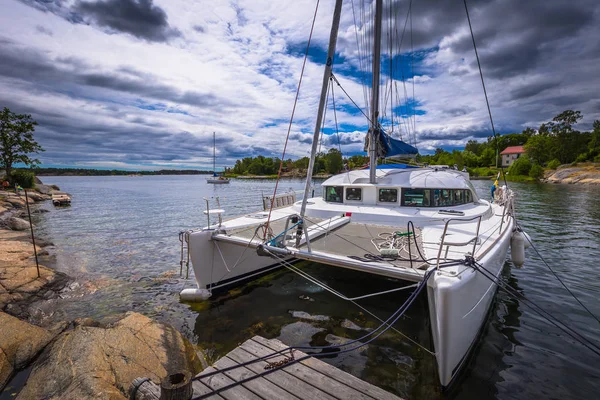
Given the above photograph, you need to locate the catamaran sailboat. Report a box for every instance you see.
[207,132,230,184]
[181,0,521,388]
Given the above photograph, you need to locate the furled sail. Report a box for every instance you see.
[364,128,418,158]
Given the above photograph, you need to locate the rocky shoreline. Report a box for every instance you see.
[543,164,600,185]
[0,184,203,398]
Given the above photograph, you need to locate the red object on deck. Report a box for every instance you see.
[345,212,352,217]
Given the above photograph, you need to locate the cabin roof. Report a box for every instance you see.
[322,168,474,190]
[500,145,525,155]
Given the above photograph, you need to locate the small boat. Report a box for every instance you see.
[181,0,521,390]
[206,132,229,184]
[51,192,71,206]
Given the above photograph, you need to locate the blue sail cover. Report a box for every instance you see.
[377,129,418,157]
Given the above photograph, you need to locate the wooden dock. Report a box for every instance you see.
[131,335,403,400]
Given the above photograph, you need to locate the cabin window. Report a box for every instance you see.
[453,189,465,205]
[346,187,362,201]
[379,188,398,203]
[401,188,431,207]
[465,190,473,203]
[324,186,344,203]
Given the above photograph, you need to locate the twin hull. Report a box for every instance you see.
[188,218,514,387]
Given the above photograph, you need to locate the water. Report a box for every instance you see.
[21,176,600,399]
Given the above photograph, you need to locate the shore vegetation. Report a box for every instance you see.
[0,107,44,186]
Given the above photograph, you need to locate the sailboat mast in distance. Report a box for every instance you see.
[213,131,216,176]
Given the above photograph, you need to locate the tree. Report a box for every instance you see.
[0,107,43,184]
[524,134,552,165]
[508,155,532,176]
[323,148,343,174]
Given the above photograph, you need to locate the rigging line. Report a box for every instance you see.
[351,0,370,112]
[516,221,600,325]
[192,270,433,399]
[264,0,321,234]
[330,78,343,154]
[463,0,501,170]
[471,260,600,356]
[410,1,416,138]
[330,73,372,124]
[273,255,435,355]
[191,267,436,397]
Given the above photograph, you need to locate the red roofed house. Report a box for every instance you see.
[500,145,526,167]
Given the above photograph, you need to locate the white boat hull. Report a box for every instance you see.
[188,229,287,292]
[427,217,514,387]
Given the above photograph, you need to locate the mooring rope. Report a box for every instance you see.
[191,268,436,399]
[467,257,600,357]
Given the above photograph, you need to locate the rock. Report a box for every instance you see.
[0,312,62,390]
[34,176,43,185]
[289,310,330,321]
[25,192,44,202]
[35,184,51,194]
[341,319,372,331]
[0,205,8,215]
[4,197,24,209]
[0,230,68,313]
[50,185,60,191]
[8,217,30,231]
[17,312,203,400]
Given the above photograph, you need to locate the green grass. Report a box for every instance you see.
[504,174,536,182]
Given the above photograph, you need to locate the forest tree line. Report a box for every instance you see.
[229,110,600,178]
[418,110,600,178]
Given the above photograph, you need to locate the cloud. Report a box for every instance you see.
[74,0,181,41]
[2,0,600,166]
[35,25,53,36]
[19,0,180,42]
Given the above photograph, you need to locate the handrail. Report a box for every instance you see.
[436,215,483,269]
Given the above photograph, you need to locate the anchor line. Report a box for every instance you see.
[466,258,600,357]
[514,221,600,325]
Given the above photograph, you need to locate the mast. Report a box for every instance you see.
[299,0,344,219]
[213,131,216,176]
[369,0,383,184]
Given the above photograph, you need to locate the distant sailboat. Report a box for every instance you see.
[206,132,230,184]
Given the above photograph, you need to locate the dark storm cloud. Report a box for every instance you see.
[0,42,233,109]
[0,40,236,167]
[74,0,181,42]
[511,79,561,100]
[19,0,180,42]
[373,0,598,79]
[418,128,490,142]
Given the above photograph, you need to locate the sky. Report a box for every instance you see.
[1,0,599,171]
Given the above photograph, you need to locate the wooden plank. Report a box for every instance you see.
[227,346,337,400]
[191,380,226,400]
[253,336,402,400]
[214,355,300,400]
[196,366,262,400]
[241,338,372,400]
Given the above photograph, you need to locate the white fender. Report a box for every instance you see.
[510,230,525,267]
[180,288,211,301]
